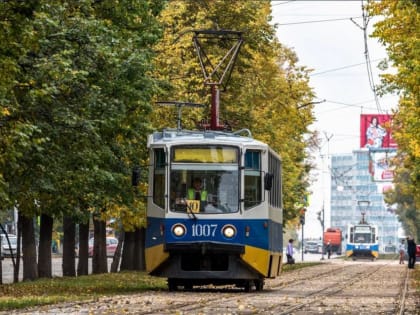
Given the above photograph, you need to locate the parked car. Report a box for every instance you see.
[88,237,118,257]
[383,244,396,253]
[304,240,322,254]
[1,234,18,258]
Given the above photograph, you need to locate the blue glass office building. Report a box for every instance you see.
[330,149,401,253]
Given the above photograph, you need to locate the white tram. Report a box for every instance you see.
[346,223,379,260]
[144,128,283,291]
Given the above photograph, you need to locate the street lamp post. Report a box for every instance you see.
[319,132,332,261]
[301,223,304,262]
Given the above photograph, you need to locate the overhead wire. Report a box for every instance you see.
[316,99,380,114]
[277,16,362,26]
[350,0,384,113]
[271,0,295,6]
[273,1,386,114]
[310,59,381,76]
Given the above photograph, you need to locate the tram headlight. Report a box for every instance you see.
[222,225,236,238]
[172,224,186,237]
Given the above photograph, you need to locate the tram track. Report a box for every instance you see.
[265,262,350,290]
[138,261,412,315]
[397,267,410,315]
[271,262,391,314]
[137,263,350,314]
[134,262,391,314]
[267,261,412,315]
[5,260,415,314]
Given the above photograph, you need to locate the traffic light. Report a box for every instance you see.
[300,214,305,225]
[299,208,306,225]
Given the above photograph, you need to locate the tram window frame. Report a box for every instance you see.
[153,148,166,209]
[244,150,262,210]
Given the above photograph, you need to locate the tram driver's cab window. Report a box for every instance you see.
[244,150,262,210]
[170,171,239,213]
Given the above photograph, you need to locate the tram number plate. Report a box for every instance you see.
[191,224,218,237]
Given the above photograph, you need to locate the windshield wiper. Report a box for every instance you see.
[186,202,197,220]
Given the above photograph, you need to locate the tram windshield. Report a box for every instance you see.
[170,145,239,213]
[353,226,373,243]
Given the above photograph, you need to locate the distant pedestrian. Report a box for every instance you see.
[398,239,405,264]
[286,239,295,264]
[406,236,416,269]
[326,241,332,259]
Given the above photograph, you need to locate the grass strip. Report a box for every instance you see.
[0,271,167,311]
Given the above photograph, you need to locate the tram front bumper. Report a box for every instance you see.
[165,241,244,255]
[151,242,257,280]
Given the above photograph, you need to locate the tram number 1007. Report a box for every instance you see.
[191,224,218,237]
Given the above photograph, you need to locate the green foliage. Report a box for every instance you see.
[0,1,165,228]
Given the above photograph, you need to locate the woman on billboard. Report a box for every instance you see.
[365,116,387,148]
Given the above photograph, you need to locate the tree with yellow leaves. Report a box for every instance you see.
[368,0,420,239]
[153,0,316,223]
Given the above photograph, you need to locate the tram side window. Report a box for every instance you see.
[268,152,282,208]
[153,148,166,208]
[244,150,262,210]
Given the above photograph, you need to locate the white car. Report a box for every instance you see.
[88,237,119,257]
[304,241,322,254]
[1,234,18,258]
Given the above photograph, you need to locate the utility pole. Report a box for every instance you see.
[319,132,332,262]
[318,205,325,260]
[300,209,306,262]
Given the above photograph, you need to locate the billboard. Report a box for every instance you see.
[360,114,397,149]
[368,150,397,182]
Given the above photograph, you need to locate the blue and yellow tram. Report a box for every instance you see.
[346,223,379,260]
[144,129,283,291]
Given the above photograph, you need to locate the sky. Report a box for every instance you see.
[270,1,398,238]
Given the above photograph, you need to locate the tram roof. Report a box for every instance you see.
[148,128,268,147]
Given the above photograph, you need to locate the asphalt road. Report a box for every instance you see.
[0,257,115,284]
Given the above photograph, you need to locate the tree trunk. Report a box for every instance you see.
[120,231,135,270]
[20,214,38,281]
[38,214,53,278]
[77,222,89,276]
[110,230,124,273]
[134,227,146,271]
[92,216,107,274]
[62,216,76,277]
